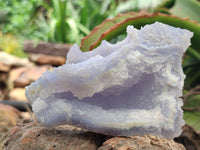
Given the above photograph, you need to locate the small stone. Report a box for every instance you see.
[0,51,31,67]
[9,88,27,101]
[9,67,27,87]
[23,40,71,57]
[10,66,51,88]
[98,136,185,150]
[0,103,22,133]
[28,53,66,66]
[0,62,10,72]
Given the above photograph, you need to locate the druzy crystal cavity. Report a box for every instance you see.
[25,22,193,139]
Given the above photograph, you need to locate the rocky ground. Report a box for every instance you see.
[0,41,70,102]
[0,41,200,150]
[0,118,188,150]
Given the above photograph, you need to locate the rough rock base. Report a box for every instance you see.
[99,136,185,150]
[2,119,185,150]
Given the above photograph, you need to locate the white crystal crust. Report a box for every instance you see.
[25,22,193,139]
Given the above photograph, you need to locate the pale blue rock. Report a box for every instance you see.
[25,22,193,139]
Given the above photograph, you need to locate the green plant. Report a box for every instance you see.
[0,0,170,44]
[48,0,68,43]
[0,0,46,40]
[182,86,200,131]
[46,0,116,44]
[0,10,8,23]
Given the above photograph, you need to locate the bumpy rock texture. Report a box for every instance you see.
[99,136,185,150]
[25,22,193,139]
[2,119,185,150]
[2,119,106,150]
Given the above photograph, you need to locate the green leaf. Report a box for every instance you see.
[77,23,90,35]
[170,0,200,23]
[154,0,175,10]
[114,0,171,14]
[184,93,200,131]
[79,0,89,27]
[80,13,139,51]
[100,0,112,14]
[80,12,200,54]
[0,10,8,22]
[184,111,200,131]
[66,18,79,43]
[49,0,68,43]
[51,0,60,18]
[49,18,56,42]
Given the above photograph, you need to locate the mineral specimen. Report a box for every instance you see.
[25,22,193,139]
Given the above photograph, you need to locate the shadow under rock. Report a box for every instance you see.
[175,124,200,150]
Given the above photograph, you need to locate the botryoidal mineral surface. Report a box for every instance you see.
[25,22,193,139]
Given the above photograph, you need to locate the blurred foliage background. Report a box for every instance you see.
[0,0,200,131]
[0,0,180,44]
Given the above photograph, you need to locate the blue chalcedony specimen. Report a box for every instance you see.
[25,22,193,139]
